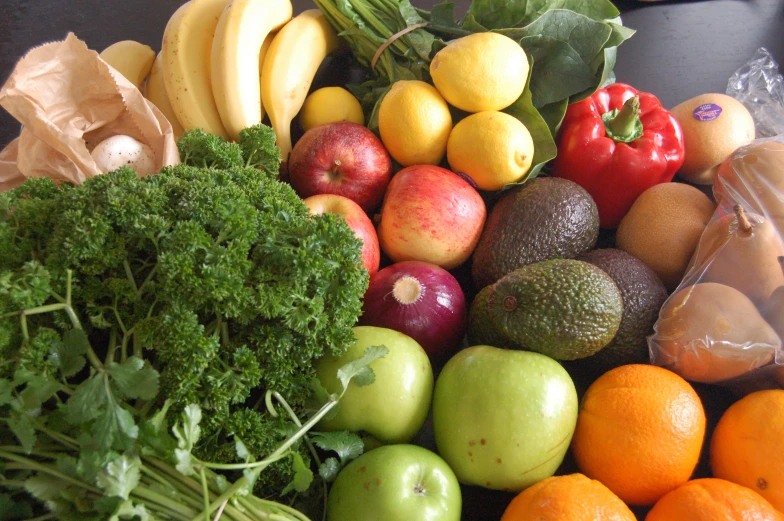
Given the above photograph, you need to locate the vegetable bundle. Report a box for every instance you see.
[313,0,635,178]
[0,125,371,517]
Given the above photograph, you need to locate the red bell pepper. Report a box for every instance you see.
[551,82,685,229]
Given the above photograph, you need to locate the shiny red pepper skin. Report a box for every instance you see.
[551,83,685,229]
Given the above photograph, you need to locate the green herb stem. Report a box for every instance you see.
[131,485,199,520]
[0,449,100,494]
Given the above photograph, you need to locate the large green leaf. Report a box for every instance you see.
[503,55,558,182]
[519,34,595,108]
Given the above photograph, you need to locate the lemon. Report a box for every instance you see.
[299,86,364,131]
[430,32,529,113]
[378,80,453,166]
[447,111,534,191]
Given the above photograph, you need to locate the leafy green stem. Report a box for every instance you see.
[0,449,100,493]
[200,467,210,521]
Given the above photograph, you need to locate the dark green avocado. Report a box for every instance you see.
[471,177,600,289]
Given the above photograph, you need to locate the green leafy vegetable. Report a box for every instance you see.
[0,123,370,516]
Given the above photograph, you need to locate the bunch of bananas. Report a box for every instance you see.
[98,0,340,159]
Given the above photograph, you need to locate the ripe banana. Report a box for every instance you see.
[99,40,156,90]
[145,53,186,138]
[211,0,292,141]
[161,0,231,139]
[260,9,340,160]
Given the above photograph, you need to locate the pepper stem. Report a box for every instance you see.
[602,95,644,143]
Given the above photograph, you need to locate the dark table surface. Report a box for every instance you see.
[1,0,783,519]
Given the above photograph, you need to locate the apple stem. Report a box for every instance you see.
[734,204,753,235]
[393,276,424,305]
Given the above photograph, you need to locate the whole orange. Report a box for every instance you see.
[500,473,636,521]
[570,364,706,506]
[710,389,784,512]
[646,478,784,521]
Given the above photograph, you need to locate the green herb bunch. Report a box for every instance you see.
[0,124,372,518]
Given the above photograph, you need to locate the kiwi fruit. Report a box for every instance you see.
[616,182,715,291]
[671,93,755,185]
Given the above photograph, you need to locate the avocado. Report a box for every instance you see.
[488,259,623,360]
[471,177,600,289]
[467,285,525,349]
[575,249,669,371]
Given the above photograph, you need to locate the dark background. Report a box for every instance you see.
[1,0,783,147]
[1,0,783,519]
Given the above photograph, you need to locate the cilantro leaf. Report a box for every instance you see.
[0,377,12,406]
[336,344,389,391]
[281,452,313,495]
[52,329,89,378]
[173,404,202,451]
[108,357,159,401]
[8,411,36,453]
[67,374,107,424]
[94,402,139,451]
[310,431,364,465]
[235,435,252,463]
[25,474,68,501]
[318,457,341,483]
[97,452,142,500]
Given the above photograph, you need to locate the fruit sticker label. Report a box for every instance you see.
[693,103,723,121]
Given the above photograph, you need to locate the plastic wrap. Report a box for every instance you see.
[650,48,784,392]
[726,47,784,138]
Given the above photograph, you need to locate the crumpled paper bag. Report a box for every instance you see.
[0,32,180,190]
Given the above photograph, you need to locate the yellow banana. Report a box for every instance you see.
[211,0,292,141]
[161,0,231,139]
[99,40,156,90]
[145,53,186,138]
[260,9,340,160]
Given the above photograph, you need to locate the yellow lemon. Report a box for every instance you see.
[430,32,529,113]
[299,86,364,131]
[378,80,452,166]
[447,111,534,191]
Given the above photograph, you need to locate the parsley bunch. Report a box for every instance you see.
[0,124,372,518]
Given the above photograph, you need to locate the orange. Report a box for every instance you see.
[646,478,784,521]
[570,364,706,506]
[710,389,784,512]
[500,473,636,521]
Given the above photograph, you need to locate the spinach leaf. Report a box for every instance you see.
[503,55,558,182]
[519,34,595,108]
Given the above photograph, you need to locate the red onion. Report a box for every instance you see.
[359,260,467,365]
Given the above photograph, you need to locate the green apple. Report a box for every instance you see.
[432,345,578,492]
[327,444,461,521]
[315,326,433,443]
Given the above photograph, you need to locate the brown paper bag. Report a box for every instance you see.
[0,32,180,189]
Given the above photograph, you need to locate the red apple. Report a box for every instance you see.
[289,121,392,214]
[303,193,381,276]
[377,165,486,270]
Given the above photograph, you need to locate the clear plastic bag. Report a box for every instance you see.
[649,48,784,392]
[726,47,784,138]
[649,136,784,392]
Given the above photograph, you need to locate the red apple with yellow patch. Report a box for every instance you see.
[376,165,486,270]
[303,193,381,276]
[289,121,392,214]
